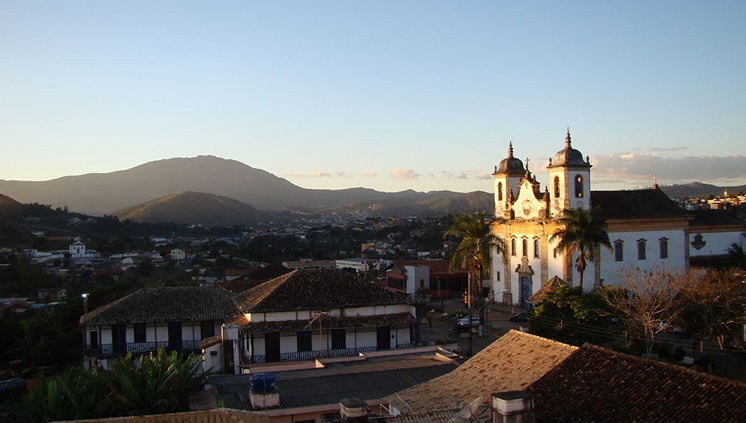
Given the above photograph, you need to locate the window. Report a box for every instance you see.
[89,331,99,348]
[522,238,528,257]
[614,240,624,262]
[533,239,540,258]
[553,248,558,258]
[498,182,503,201]
[134,323,146,343]
[297,330,312,352]
[496,271,500,281]
[331,329,346,350]
[575,175,584,197]
[511,238,517,256]
[637,239,647,260]
[554,176,560,198]
[201,321,215,339]
[659,238,668,259]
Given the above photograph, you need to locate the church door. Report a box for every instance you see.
[521,277,531,307]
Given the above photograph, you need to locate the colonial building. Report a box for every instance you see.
[490,130,745,306]
[81,269,418,373]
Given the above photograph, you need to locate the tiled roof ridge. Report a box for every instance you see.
[579,343,746,387]
[79,288,140,325]
[234,268,408,313]
[504,329,580,351]
[80,286,235,324]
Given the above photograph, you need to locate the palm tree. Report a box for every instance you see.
[726,242,746,269]
[444,211,506,355]
[549,207,612,290]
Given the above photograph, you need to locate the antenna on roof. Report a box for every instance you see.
[448,396,483,422]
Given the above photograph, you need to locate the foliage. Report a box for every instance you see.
[102,348,202,416]
[530,286,616,345]
[14,347,202,421]
[675,268,746,353]
[726,242,746,269]
[443,211,506,300]
[14,369,108,422]
[549,207,612,290]
[597,267,689,354]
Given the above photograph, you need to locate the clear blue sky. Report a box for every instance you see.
[2,1,745,193]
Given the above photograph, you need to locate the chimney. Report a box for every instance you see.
[339,398,368,422]
[492,391,534,423]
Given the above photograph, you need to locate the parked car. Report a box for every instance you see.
[456,316,481,327]
[509,312,530,323]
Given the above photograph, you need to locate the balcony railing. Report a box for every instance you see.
[247,344,417,364]
[85,340,201,357]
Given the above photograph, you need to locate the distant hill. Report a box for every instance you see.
[659,182,746,198]
[0,156,388,215]
[327,190,493,216]
[0,156,488,218]
[0,193,23,219]
[113,191,267,226]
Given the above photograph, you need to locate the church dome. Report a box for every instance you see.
[548,129,590,168]
[495,142,525,175]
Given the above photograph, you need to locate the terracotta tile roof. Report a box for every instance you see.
[531,344,746,423]
[385,330,577,414]
[62,408,271,423]
[238,312,415,335]
[232,269,410,313]
[80,287,238,325]
[527,276,566,303]
[591,188,686,220]
[219,265,293,293]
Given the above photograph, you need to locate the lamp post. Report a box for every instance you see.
[81,293,89,314]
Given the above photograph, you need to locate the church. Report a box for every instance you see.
[489,130,745,306]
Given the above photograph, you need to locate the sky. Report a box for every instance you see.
[1,1,745,194]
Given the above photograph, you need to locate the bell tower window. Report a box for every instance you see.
[498,182,503,201]
[575,175,583,198]
[554,176,560,198]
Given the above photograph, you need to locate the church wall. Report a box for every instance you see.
[688,228,745,257]
[599,227,687,286]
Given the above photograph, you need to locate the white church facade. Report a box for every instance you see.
[490,130,745,306]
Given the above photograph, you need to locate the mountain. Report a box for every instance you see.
[113,191,267,226]
[0,193,23,219]
[0,156,383,215]
[659,182,746,198]
[0,156,493,218]
[326,190,493,216]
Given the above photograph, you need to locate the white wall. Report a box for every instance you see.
[688,230,745,257]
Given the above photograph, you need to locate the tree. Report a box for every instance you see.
[549,207,612,290]
[530,286,615,346]
[597,267,688,355]
[676,268,746,354]
[102,348,202,416]
[444,212,506,354]
[726,242,746,269]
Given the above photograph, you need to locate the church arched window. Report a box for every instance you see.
[614,240,624,262]
[554,176,560,198]
[498,182,503,201]
[511,238,517,256]
[522,238,528,257]
[533,238,540,258]
[637,239,647,260]
[575,175,584,198]
[659,238,668,259]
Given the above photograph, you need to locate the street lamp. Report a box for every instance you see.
[81,293,89,314]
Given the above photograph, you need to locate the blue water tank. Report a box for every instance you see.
[251,373,276,393]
